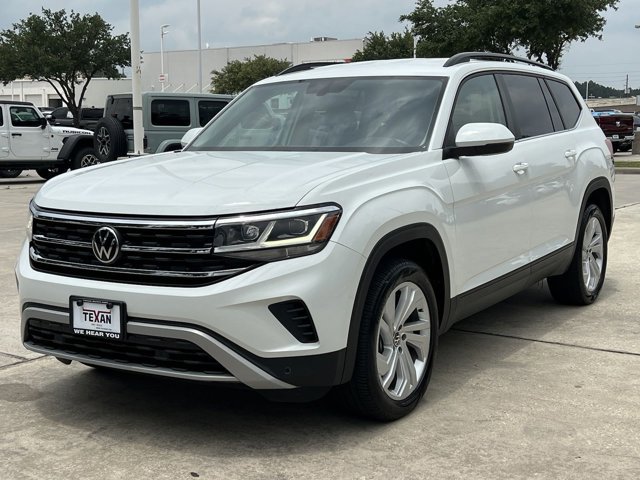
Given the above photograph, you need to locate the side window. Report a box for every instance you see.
[546,79,582,130]
[448,75,506,144]
[151,99,190,126]
[110,97,133,129]
[198,100,228,127]
[10,106,42,127]
[501,74,554,139]
[539,80,564,132]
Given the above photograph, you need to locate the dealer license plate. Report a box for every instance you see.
[70,297,124,340]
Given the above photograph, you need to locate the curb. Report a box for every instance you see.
[615,168,640,175]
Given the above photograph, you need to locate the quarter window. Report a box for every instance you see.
[546,79,582,129]
[501,74,554,139]
[449,75,506,144]
[151,99,190,126]
[10,106,41,127]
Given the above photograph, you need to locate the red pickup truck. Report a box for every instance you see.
[591,111,635,152]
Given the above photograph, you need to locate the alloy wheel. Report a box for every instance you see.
[581,216,604,293]
[376,281,431,401]
[96,127,111,156]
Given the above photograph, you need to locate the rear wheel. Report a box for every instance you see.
[342,259,438,421]
[71,146,100,169]
[548,204,608,305]
[0,169,22,178]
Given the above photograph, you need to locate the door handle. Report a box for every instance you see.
[565,149,577,159]
[513,162,529,175]
[11,133,22,137]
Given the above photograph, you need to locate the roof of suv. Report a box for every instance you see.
[258,54,566,86]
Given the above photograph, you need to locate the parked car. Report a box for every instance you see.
[17,53,614,420]
[591,111,634,152]
[0,100,98,179]
[92,92,233,161]
[36,106,55,115]
[48,106,104,131]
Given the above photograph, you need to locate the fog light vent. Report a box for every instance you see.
[268,300,318,343]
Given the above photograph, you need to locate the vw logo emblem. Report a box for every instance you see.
[92,226,121,264]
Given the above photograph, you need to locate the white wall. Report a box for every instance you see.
[142,38,364,93]
[0,78,132,108]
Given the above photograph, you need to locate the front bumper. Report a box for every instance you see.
[17,240,365,389]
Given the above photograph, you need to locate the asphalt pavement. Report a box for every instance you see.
[1,171,639,479]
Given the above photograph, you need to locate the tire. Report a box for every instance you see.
[548,204,608,305]
[341,259,438,421]
[0,169,22,178]
[71,146,100,170]
[93,117,127,162]
[618,144,631,152]
[36,166,67,180]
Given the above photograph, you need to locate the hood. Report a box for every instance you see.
[51,125,93,136]
[35,150,381,216]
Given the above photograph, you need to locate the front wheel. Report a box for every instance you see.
[342,259,438,421]
[548,204,608,305]
[71,146,100,169]
[0,169,22,178]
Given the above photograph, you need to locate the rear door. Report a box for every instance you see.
[146,97,192,152]
[8,105,49,159]
[498,74,579,262]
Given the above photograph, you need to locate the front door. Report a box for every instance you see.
[443,74,533,300]
[8,105,49,159]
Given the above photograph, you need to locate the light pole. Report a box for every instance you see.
[197,0,202,92]
[160,24,170,92]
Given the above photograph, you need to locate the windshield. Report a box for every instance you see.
[188,77,445,153]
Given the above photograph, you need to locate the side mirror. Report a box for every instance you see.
[444,123,515,159]
[180,127,203,148]
[39,117,48,129]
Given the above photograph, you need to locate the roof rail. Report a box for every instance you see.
[277,61,345,76]
[443,52,553,71]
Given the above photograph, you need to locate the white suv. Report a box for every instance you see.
[16,53,615,420]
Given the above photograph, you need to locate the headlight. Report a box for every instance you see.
[213,204,341,261]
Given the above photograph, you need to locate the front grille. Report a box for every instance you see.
[26,318,229,375]
[30,209,259,287]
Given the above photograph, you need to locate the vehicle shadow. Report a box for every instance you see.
[32,281,615,456]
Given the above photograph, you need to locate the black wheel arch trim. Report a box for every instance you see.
[579,176,613,240]
[340,223,451,384]
[57,134,94,161]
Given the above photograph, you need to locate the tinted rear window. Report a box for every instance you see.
[546,80,581,129]
[198,100,228,126]
[109,97,133,129]
[502,74,554,139]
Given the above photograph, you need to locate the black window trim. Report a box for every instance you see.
[444,72,513,149]
[538,77,565,132]
[543,78,583,132]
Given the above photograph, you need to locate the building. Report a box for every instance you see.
[0,38,363,108]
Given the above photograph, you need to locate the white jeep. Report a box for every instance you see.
[17,53,615,420]
[0,101,96,179]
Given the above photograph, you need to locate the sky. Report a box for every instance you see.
[1,0,639,90]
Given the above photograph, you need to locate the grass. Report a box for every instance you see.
[616,161,640,168]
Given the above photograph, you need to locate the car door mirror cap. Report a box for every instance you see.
[39,117,48,129]
[445,123,515,159]
[181,127,203,148]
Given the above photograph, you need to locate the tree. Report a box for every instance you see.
[211,55,291,95]
[351,30,414,62]
[401,0,619,69]
[0,8,130,127]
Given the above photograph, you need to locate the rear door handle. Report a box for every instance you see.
[11,133,22,137]
[513,162,529,175]
[565,149,577,159]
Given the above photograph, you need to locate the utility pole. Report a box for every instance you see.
[585,80,589,101]
[197,0,202,93]
[130,0,144,155]
[625,74,629,95]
